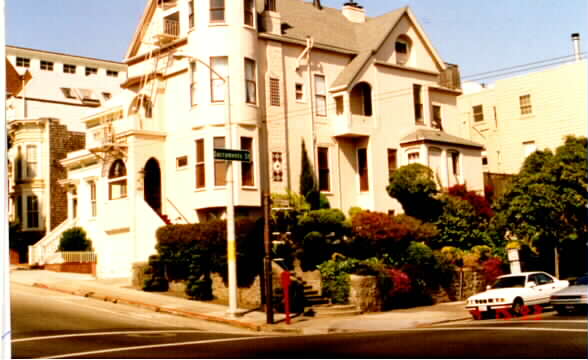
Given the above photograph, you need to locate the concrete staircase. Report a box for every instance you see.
[273,274,361,318]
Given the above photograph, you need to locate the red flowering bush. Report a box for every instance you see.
[448,184,494,218]
[481,257,504,284]
[386,268,412,297]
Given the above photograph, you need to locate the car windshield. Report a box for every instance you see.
[492,276,526,289]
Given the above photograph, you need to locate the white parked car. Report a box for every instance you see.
[465,271,569,319]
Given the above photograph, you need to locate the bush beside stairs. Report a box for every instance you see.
[273,272,361,318]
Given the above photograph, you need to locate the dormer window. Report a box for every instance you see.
[395,35,412,65]
[210,0,225,23]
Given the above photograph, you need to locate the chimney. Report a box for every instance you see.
[262,0,281,35]
[571,33,582,61]
[313,0,323,10]
[342,1,365,23]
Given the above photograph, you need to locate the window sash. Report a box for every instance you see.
[295,83,304,102]
[210,0,225,22]
[473,105,484,122]
[245,58,257,104]
[318,147,330,192]
[432,105,442,129]
[241,137,254,186]
[314,75,327,116]
[26,196,39,229]
[26,145,37,178]
[244,0,254,26]
[358,149,369,191]
[190,62,198,106]
[520,95,532,115]
[90,182,97,217]
[109,180,127,200]
[40,61,53,71]
[210,57,228,102]
[196,139,205,188]
[214,137,227,186]
[413,84,423,123]
[63,64,76,74]
[16,57,30,68]
[388,149,397,180]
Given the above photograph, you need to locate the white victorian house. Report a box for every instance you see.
[29,0,483,278]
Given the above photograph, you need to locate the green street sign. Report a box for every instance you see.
[214,148,251,162]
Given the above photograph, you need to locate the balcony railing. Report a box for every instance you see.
[163,19,179,37]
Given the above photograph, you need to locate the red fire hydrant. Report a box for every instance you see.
[280,271,291,325]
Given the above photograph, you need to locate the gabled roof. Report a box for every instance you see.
[400,129,483,150]
[125,0,159,60]
[275,1,446,91]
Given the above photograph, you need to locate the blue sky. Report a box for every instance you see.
[6,0,587,83]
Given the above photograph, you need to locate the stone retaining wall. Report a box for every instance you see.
[348,274,382,312]
[211,274,262,309]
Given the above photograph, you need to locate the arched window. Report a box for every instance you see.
[350,82,373,116]
[109,159,127,200]
[395,35,412,65]
[129,95,153,119]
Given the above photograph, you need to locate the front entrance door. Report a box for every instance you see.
[144,158,162,214]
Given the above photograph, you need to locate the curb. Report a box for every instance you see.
[31,282,264,332]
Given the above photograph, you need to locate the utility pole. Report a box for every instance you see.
[263,192,274,324]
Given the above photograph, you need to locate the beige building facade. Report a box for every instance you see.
[30,0,483,278]
[6,47,127,247]
[459,59,587,175]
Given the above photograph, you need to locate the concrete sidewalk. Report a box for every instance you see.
[9,267,471,334]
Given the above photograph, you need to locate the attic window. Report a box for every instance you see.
[395,35,412,65]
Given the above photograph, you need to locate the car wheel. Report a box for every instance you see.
[554,305,568,315]
[511,298,524,317]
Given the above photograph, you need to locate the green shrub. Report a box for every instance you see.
[58,227,92,251]
[317,257,361,304]
[143,255,169,292]
[154,217,264,299]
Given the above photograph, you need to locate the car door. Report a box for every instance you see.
[525,274,544,304]
[533,273,557,304]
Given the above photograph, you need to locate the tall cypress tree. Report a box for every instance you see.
[300,140,320,210]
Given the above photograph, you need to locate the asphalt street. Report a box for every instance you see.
[10,283,588,359]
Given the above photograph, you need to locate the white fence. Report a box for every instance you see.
[59,252,97,263]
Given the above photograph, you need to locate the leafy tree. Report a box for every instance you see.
[492,136,588,276]
[58,227,92,251]
[433,194,491,250]
[299,140,320,210]
[387,164,442,222]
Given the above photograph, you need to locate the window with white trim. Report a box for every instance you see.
[63,64,76,74]
[245,58,257,104]
[40,60,54,71]
[214,137,227,186]
[210,0,225,23]
[519,94,532,115]
[195,139,205,188]
[357,148,369,191]
[89,182,97,217]
[85,67,98,76]
[16,57,30,68]
[407,151,420,164]
[295,82,305,102]
[25,145,37,178]
[241,137,254,186]
[108,159,127,200]
[26,195,39,229]
[210,56,228,102]
[314,75,327,116]
[318,147,330,192]
[473,105,484,122]
[244,0,254,26]
[190,61,198,106]
[432,105,442,130]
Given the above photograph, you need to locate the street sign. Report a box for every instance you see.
[214,148,251,162]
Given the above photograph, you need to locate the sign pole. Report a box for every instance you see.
[263,192,273,324]
[224,76,238,317]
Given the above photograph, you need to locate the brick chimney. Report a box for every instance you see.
[342,1,365,23]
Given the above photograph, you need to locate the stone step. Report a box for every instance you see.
[306,304,362,318]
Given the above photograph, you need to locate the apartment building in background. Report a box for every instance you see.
[459,56,587,177]
[29,0,483,278]
[6,46,127,246]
